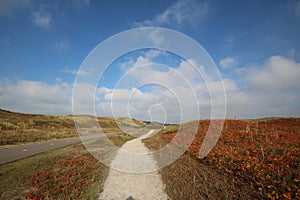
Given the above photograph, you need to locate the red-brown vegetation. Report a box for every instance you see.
[162,118,300,200]
[25,154,103,199]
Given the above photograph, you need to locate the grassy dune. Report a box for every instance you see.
[0,109,146,145]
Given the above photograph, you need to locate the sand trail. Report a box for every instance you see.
[99,130,168,200]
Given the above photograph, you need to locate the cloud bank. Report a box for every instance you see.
[1,54,299,122]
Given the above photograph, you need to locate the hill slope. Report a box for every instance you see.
[0,109,147,145]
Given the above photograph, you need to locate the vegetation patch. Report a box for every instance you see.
[106,133,136,147]
[0,127,139,199]
[0,143,108,199]
[146,118,300,200]
[0,109,146,145]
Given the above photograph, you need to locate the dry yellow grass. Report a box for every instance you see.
[0,109,147,145]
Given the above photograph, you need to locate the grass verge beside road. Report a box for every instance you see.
[0,143,106,199]
[0,132,135,199]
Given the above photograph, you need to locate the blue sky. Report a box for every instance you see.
[0,0,300,122]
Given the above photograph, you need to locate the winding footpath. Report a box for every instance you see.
[99,130,168,200]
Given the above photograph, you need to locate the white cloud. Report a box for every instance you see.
[60,67,92,76]
[246,56,300,92]
[104,88,135,102]
[55,39,70,51]
[99,53,300,121]
[120,49,164,71]
[32,9,54,29]
[0,79,101,116]
[0,79,72,115]
[96,50,226,122]
[0,0,31,16]
[97,87,111,95]
[145,49,164,58]
[96,85,183,122]
[227,56,300,118]
[219,57,238,69]
[1,55,299,122]
[134,0,210,27]
[149,29,166,45]
[72,82,100,115]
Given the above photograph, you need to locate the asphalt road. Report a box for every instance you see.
[0,137,80,165]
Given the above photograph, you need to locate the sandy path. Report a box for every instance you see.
[99,130,168,200]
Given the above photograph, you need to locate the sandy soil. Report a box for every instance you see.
[99,130,168,200]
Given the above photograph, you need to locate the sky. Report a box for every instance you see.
[0,0,300,123]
